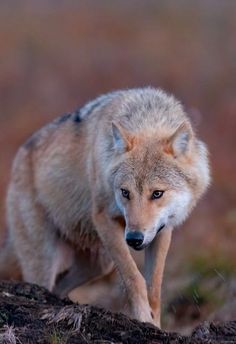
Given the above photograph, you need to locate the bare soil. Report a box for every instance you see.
[0,281,235,344]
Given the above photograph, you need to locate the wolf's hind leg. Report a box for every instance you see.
[7,184,73,291]
[20,234,74,291]
[53,249,114,298]
[0,236,21,280]
[13,217,73,292]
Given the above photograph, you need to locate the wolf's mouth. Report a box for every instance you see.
[130,225,166,251]
[157,224,165,234]
[132,245,144,251]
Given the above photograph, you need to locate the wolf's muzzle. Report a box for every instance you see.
[125,231,144,250]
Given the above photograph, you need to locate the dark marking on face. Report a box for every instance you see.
[112,215,126,228]
[135,177,143,194]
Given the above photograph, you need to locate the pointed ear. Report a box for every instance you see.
[165,123,192,158]
[112,122,132,153]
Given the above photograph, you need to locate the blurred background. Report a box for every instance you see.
[0,0,236,334]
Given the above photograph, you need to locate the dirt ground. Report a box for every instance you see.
[1,281,236,344]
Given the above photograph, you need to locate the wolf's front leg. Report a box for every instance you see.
[93,209,153,324]
[144,227,172,328]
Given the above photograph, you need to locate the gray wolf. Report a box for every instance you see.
[0,87,210,327]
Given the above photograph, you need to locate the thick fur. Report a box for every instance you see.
[0,87,210,327]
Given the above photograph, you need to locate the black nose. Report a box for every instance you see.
[126,231,144,249]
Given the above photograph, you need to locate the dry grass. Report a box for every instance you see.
[0,326,19,344]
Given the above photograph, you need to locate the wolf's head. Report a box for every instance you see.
[110,115,210,251]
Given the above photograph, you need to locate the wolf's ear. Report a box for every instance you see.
[112,122,132,153]
[165,122,192,158]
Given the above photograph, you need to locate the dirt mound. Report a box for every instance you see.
[0,281,235,344]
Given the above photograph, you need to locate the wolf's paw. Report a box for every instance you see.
[150,311,161,328]
[131,304,155,325]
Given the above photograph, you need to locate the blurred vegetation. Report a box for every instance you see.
[48,328,71,344]
[187,254,236,279]
[163,252,236,332]
[183,254,235,310]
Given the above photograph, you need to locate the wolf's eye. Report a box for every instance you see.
[121,188,130,200]
[151,190,164,200]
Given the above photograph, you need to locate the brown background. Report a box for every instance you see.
[0,0,236,333]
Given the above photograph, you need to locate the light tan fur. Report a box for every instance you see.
[0,87,210,327]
